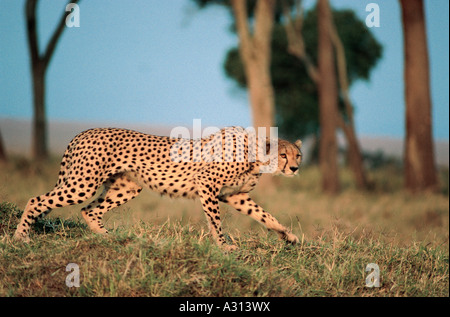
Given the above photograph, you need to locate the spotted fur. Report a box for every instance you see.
[13,127,302,250]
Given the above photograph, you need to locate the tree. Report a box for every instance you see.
[193,0,283,135]
[225,3,382,191]
[25,0,79,160]
[285,0,371,189]
[225,5,382,140]
[399,0,438,192]
[193,0,282,189]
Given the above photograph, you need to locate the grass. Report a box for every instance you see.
[0,157,448,297]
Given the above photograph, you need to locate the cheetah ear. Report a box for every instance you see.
[294,139,302,149]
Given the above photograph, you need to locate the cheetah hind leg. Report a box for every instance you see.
[13,182,100,242]
[81,173,142,234]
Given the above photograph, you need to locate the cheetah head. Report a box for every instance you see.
[275,139,303,177]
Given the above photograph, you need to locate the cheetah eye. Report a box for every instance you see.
[296,154,301,159]
[280,153,287,159]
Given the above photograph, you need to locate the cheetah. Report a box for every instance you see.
[13,126,303,251]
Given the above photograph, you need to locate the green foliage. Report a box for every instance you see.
[224,6,383,139]
[300,8,383,83]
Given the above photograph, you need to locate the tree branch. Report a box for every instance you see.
[328,15,354,125]
[42,0,80,68]
[282,0,320,84]
[25,0,39,64]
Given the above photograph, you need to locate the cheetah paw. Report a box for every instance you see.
[283,232,299,245]
[13,232,30,243]
[222,244,238,252]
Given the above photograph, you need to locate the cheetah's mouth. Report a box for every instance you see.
[280,169,299,177]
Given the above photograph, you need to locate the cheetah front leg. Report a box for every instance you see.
[195,173,237,252]
[220,193,299,245]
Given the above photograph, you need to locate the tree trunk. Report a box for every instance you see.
[231,0,276,190]
[31,62,48,160]
[231,0,276,134]
[400,0,438,192]
[25,0,79,161]
[245,58,275,131]
[317,0,340,194]
[0,129,7,162]
[337,116,368,189]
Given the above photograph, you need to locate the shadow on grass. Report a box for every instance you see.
[0,201,87,237]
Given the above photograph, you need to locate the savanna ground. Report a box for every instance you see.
[0,156,448,297]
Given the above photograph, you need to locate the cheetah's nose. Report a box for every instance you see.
[290,166,299,173]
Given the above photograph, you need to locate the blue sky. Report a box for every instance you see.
[0,0,448,140]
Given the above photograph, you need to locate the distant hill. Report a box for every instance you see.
[1,118,448,167]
